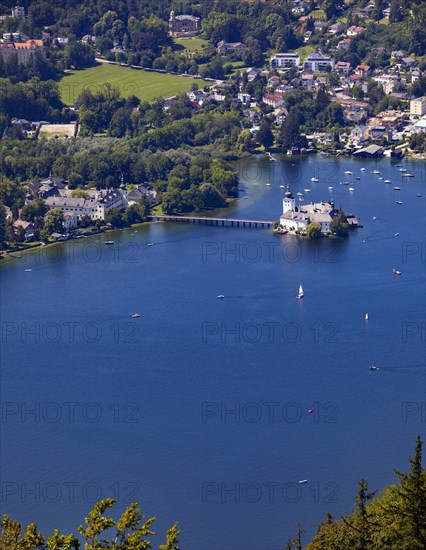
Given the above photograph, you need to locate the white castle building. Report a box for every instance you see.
[279,186,337,232]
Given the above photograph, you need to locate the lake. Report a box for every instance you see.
[0,155,425,549]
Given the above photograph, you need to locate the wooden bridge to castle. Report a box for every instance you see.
[148,214,274,228]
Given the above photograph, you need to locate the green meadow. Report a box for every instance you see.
[59,63,208,104]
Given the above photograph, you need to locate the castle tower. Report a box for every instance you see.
[169,10,176,36]
[283,185,295,214]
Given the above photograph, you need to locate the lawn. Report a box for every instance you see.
[310,9,326,19]
[295,45,315,61]
[59,64,208,105]
[173,37,208,52]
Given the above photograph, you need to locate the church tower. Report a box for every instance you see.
[282,185,295,214]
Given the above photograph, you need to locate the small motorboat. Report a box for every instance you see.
[399,168,406,172]
[297,192,303,196]
[402,173,415,177]
[345,171,352,175]
[328,186,334,190]
[280,185,285,189]
[379,177,383,180]
[311,177,319,182]
[105,240,115,245]
[361,168,366,171]
[394,187,401,191]
[349,187,355,192]
[304,188,311,193]
[131,313,141,318]
[395,164,402,167]
[396,201,403,205]
[217,294,225,299]
[147,243,154,246]
[393,268,402,275]
[342,181,349,185]
[307,408,315,414]
[298,480,308,484]
[299,197,304,201]
[369,365,380,371]
[24,269,32,272]
[373,216,377,220]
[365,313,369,321]
[373,169,380,174]
[355,177,361,180]
[417,194,422,197]
[384,179,391,184]
[266,183,271,187]
[394,232,399,237]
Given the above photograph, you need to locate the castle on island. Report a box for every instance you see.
[279,185,360,234]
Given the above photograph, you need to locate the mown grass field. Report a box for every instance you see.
[59,63,208,105]
[173,37,208,52]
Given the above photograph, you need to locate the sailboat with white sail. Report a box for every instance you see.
[298,284,304,299]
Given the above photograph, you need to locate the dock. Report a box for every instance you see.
[148,214,274,228]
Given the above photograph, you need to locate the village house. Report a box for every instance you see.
[13,219,35,240]
[11,6,25,19]
[347,26,365,37]
[335,61,351,74]
[352,6,374,19]
[413,115,426,133]
[328,23,345,35]
[410,96,426,116]
[237,92,251,104]
[376,110,407,131]
[314,21,327,32]
[127,184,158,206]
[217,40,246,56]
[411,69,421,83]
[301,73,315,86]
[350,124,370,144]
[291,0,309,15]
[373,74,400,94]
[63,213,78,230]
[270,53,301,68]
[262,93,284,108]
[337,39,351,51]
[274,107,288,125]
[246,68,260,81]
[168,10,200,38]
[0,39,45,65]
[267,75,281,87]
[355,65,371,77]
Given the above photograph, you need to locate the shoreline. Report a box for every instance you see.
[0,153,418,261]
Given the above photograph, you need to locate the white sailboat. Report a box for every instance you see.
[298,284,304,299]
[365,313,369,321]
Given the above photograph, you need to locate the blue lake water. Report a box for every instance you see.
[0,155,425,549]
